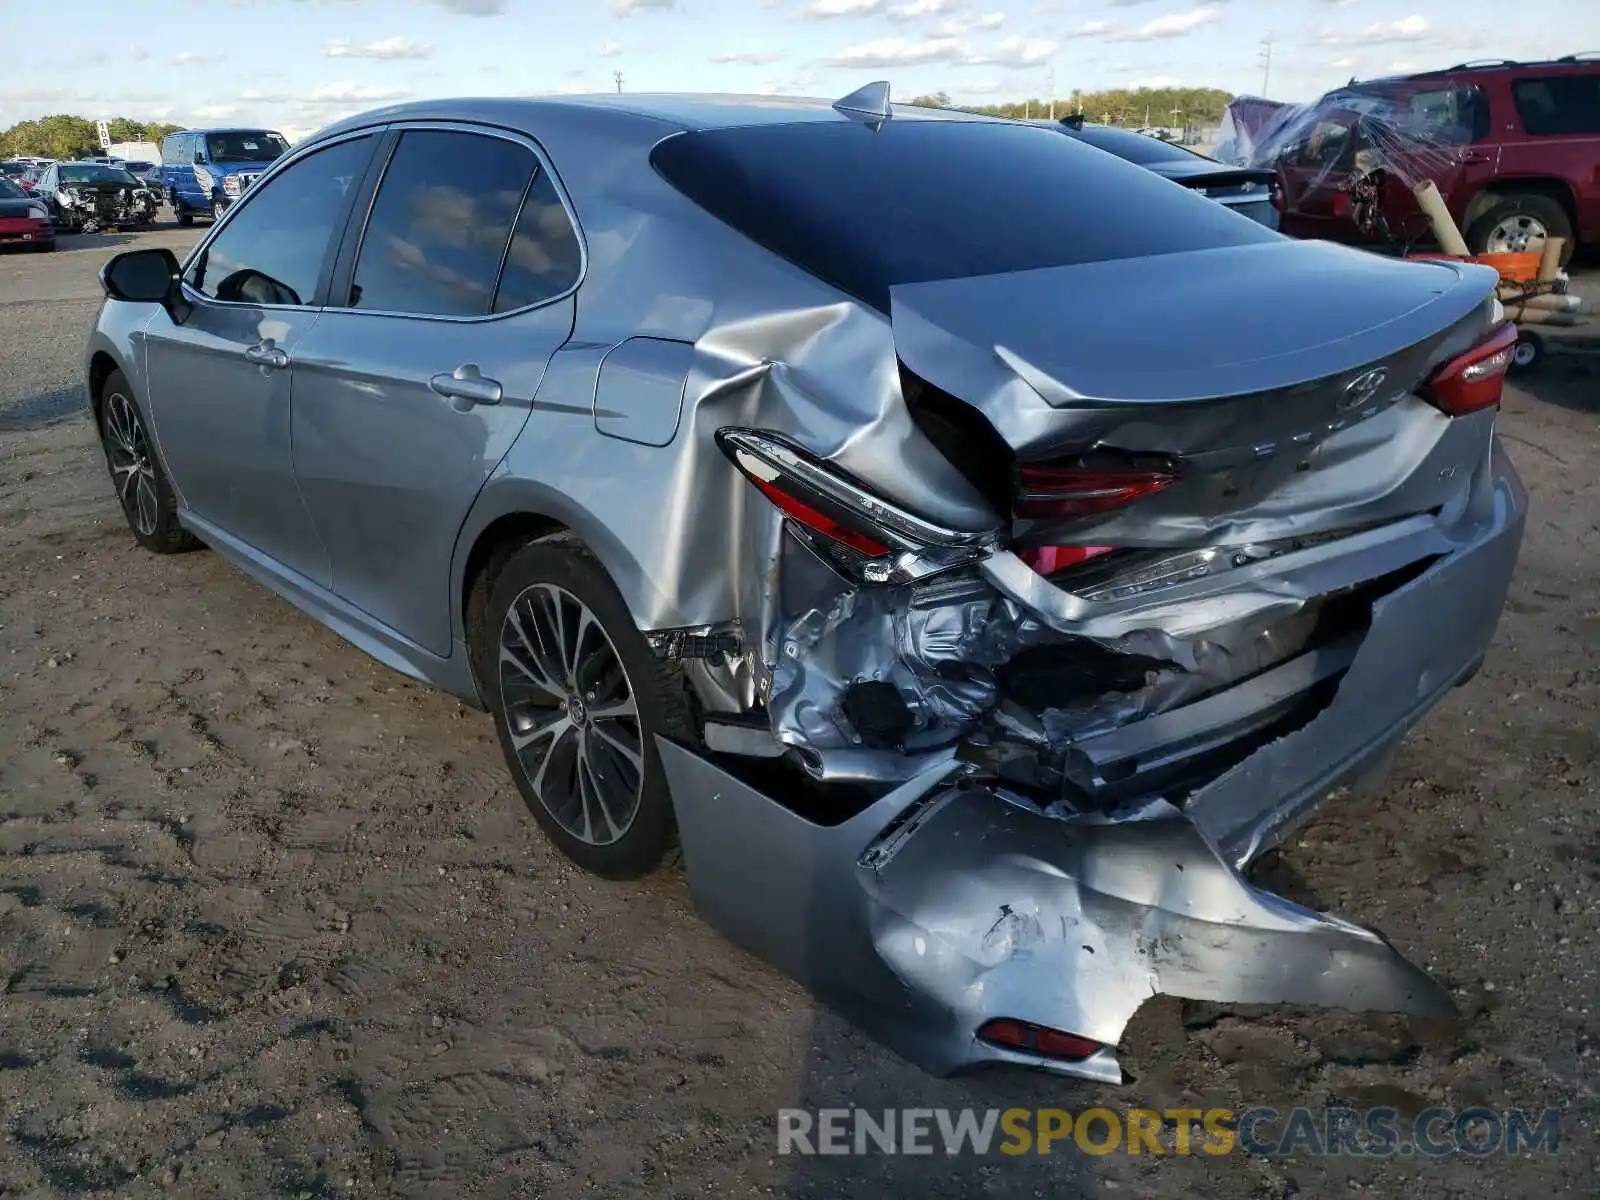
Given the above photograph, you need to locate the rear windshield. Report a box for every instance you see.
[1062,125,1205,166]
[650,119,1275,312]
[0,179,23,199]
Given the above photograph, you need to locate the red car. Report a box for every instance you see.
[0,176,55,250]
[1275,56,1600,263]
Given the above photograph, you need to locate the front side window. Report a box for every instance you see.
[1514,75,1600,136]
[348,129,535,317]
[1401,87,1488,145]
[205,131,290,163]
[0,178,23,199]
[188,135,373,307]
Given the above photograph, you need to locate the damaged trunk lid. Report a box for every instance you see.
[891,238,1500,547]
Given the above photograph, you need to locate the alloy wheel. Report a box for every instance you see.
[497,583,645,847]
[103,392,159,537]
[1484,213,1548,255]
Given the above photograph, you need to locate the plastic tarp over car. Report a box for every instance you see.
[1217,85,1491,243]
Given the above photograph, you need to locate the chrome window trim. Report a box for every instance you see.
[178,126,386,314]
[333,119,588,325]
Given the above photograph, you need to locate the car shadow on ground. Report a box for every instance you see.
[0,386,87,434]
[1516,348,1600,415]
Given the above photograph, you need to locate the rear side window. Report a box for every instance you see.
[1514,75,1600,135]
[492,170,582,312]
[349,129,535,317]
[650,120,1275,313]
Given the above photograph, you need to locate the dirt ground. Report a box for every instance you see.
[1,226,1598,1199]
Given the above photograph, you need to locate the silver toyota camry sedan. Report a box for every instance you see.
[85,84,1527,1082]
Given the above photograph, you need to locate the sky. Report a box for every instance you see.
[3,0,1597,141]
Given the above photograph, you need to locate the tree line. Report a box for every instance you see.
[908,86,1234,129]
[1,116,186,159]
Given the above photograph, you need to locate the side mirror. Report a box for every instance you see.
[100,247,191,322]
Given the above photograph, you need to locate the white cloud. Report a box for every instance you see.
[1327,56,1356,69]
[556,83,597,94]
[1073,19,1113,34]
[886,0,955,17]
[613,0,674,12]
[325,36,433,60]
[170,51,225,65]
[711,50,786,63]
[963,36,1057,65]
[426,0,506,13]
[824,35,963,66]
[935,10,1004,34]
[1131,74,1180,88]
[304,82,414,104]
[802,0,883,17]
[130,47,151,62]
[193,105,241,121]
[1315,15,1433,46]
[1106,5,1220,40]
[599,41,624,57]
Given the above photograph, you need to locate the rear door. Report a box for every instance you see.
[1501,70,1600,237]
[288,123,583,655]
[141,131,381,583]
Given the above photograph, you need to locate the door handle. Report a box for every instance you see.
[1460,150,1494,164]
[243,339,289,369]
[429,364,503,409]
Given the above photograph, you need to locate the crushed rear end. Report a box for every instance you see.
[645,118,1526,1079]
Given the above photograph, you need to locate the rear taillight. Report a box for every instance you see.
[716,427,1001,582]
[745,473,889,557]
[1331,190,1352,219]
[978,1018,1103,1062]
[1270,179,1284,212]
[1423,322,1518,416]
[1015,463,1179,521]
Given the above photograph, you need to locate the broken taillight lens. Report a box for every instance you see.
[1422,322,1518,416]
[978,1018,1103,1062]
[1017,545,1115,574]
[716,428,1002,577]
[745,474,890,557]
[1015,463,1179,521]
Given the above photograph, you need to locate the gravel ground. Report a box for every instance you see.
[1,226,1598,1199]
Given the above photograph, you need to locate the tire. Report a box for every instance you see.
[1466,193,1574,265]
[97,372,202,555]
[1509,330,1544,377]
[212,199,227,223]
[478,541,693,879]
[174,201,194,228]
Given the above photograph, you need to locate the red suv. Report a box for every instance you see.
[1275,56,1600,263]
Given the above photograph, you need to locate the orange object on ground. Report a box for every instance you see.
[1407,250,1543,285]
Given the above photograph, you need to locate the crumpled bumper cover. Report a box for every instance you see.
[657,443,1525,1081]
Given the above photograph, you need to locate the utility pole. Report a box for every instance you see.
[613,70,624,94]
[1046,66,1056,120]
[1259,33,1273,96]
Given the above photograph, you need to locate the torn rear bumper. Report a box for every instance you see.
[657,440,1523,1081]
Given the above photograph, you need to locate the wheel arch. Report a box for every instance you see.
[451,477,670,669]
[87,350,121,427]
[1461,176,1580,237]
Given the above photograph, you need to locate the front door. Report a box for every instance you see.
[142,132,380,584]
[290,125,584,655]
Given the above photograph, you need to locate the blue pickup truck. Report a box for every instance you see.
[160,127,291,226]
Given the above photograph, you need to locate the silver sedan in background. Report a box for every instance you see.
[84,83,1525,1082]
